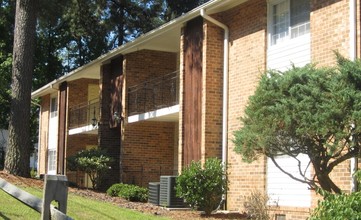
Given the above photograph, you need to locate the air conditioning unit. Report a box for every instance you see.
[159,176,184,208]
[148,182,160,205]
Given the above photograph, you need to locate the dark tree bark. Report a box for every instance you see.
[4,0,38,177]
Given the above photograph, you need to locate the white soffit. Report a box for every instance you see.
[31,0,248,99]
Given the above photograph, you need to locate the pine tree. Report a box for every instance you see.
[4,0,38,177]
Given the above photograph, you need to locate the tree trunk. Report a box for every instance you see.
[316,171,342,194]
[4,0,38,177]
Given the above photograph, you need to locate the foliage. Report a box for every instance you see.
[243,190,271,220]
[309,170,361,219]
[107,0,165,47]
[233,54,361,194]
[60,0,110,69]
[30,168,37,178]
[164,0,210,20]
[0,46,11,129]
[0,0,209,174]
[355,170,361,183]
[175,158,227,215]
[0,0,14,129]
[106,183,148,202]
[310,190,361,220]
[67,148,113,190]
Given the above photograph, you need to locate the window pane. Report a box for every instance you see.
[271,1,289,45]
[50,97,58,118]
[48,149,56,172]
[290,0,310,38]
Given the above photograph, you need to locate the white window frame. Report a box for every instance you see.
[50,97,58,118]
[47,94,58,175]
[47,149,57,174]
[268,0,310,47]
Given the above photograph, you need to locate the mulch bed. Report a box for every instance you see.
[0,171,247,219]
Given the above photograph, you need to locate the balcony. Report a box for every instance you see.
[68,99,99,135]
[127,71,179,123]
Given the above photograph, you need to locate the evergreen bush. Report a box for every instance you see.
[175,158,227,215]
[107,183,148,202]
[67,148,112,189]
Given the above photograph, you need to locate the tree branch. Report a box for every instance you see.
[269,156,314,189]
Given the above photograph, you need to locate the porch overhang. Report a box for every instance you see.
[68,125,98,135]
[127,105,179,124]
[31,0,248,99]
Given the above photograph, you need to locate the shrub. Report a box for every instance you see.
[310,190,361,220]
[67,148,113,190]
[30,168,37,178]
[107,183,148,202]
[175,158,227,215]
[310,171,361,220]
[244,190,270,220]
[106,183,125,197]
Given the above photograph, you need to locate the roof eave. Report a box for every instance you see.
[31,0,244,99]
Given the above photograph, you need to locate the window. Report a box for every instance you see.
[270,0,310,45]
[50,97,58,118]
[48,149,56,173]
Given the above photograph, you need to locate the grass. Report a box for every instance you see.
[0,188,39,219]
[0,185,169,220]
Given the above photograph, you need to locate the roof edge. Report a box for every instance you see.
[31,0,242,99]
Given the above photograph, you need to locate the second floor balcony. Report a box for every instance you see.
[127,71,179,123]
[68,99,99,135]
[68,71,180,134]
[128,71,179,115]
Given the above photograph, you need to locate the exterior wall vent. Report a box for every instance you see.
[276,214,286,220]
[148,182,160,205]
[159,176,184,207]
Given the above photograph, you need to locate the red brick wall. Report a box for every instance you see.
[179,30,185,172]
[124,50,177,88]
[202,18,223,162]
[39,94,51,175]
[68,78,98,108]
[220,0,355,218]
[122,49,178,187]
[221,0,268,212]
[311,0,350,66]
[122,121,175,187]
[311,0,355,197]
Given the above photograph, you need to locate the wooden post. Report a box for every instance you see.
[41,175,68,220]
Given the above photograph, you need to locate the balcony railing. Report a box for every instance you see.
[128,71,179,116]
[69,99,99,129]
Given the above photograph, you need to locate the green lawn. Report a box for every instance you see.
[0,186,169,220]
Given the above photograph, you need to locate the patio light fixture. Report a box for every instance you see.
[113,111,122,124]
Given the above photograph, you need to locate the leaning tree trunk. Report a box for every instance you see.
[4,0,38,177]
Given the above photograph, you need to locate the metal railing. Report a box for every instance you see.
[127,71,179,116]
[68,99,99,129]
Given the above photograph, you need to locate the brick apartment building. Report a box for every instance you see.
[32,0,361,218]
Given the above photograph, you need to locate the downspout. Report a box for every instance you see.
[350,0,358,192]
[200,9,229,207]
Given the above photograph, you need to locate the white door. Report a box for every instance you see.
[47,96,58,174]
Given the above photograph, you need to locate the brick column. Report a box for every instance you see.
[99,61,122,190]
